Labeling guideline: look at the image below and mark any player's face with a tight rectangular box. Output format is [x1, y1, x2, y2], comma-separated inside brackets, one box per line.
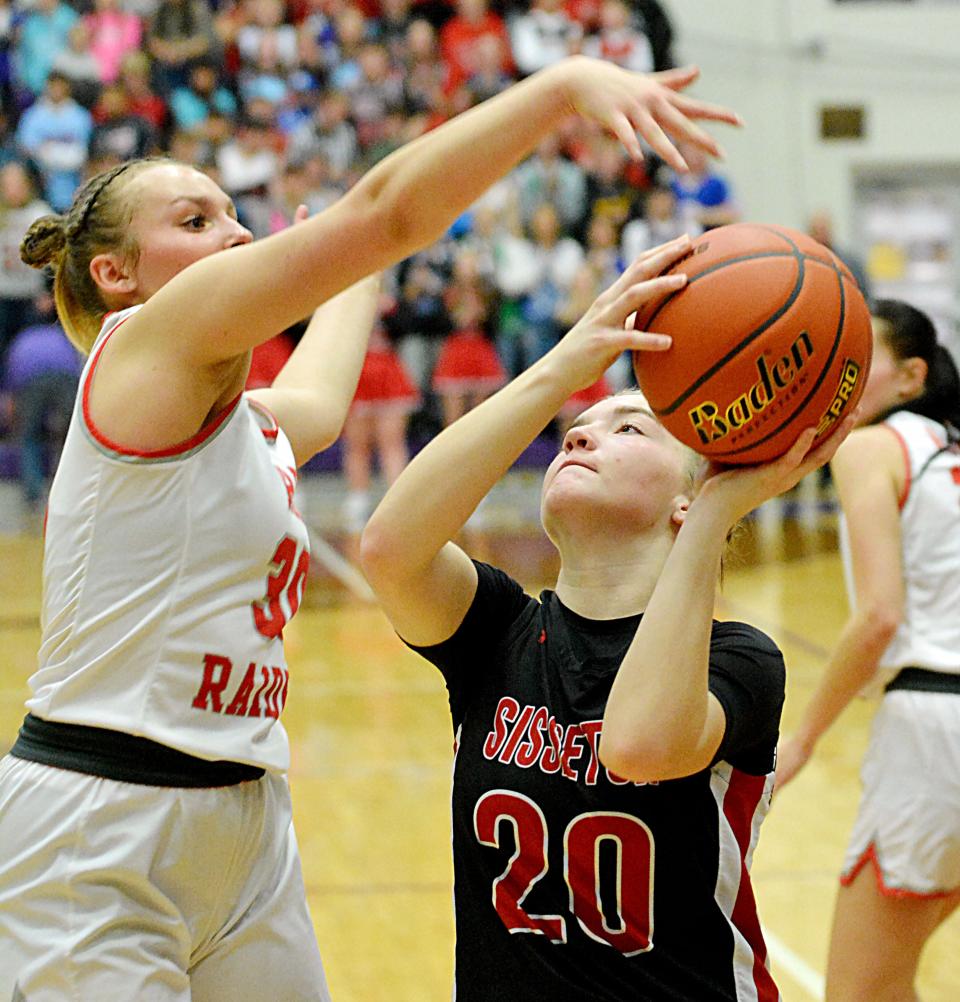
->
[124, 164, 253, 301]
[541, 394, 692, 538]
[857, 317, 921, 424]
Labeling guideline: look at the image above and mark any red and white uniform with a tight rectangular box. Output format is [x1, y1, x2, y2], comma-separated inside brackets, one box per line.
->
[30, 306, 310, 771]
[840, 410, 960, 897]
[0, 306, 329, 1002]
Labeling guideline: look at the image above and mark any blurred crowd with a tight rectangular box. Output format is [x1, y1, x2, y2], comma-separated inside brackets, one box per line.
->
[0, 0, 744, 519]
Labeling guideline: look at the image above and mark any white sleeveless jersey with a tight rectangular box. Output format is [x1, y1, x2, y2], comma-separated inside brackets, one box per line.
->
[27, 306, 310, 771]
[841, 410, 960, 676]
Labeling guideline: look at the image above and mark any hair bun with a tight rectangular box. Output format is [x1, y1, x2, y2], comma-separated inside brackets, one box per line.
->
[20, 215, 68, 269]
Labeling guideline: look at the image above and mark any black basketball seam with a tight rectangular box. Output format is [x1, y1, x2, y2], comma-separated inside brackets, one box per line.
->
[716, 253, 849, 457]
[648, 227, 848, 417]
[654, 248, 806, 416]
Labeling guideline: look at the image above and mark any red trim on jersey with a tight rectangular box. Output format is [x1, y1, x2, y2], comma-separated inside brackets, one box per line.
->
[82, 316, 242, 458]
[880, 424, 911, 511]
[247, 397, 280, 441]
[841, 843, 958, 900]
[723, 770, 780, 1002]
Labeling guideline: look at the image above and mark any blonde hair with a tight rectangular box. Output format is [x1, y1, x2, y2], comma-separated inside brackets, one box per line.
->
[19, 158, 165, 353]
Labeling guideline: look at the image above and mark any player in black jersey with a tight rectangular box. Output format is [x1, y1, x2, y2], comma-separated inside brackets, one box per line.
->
[361, 236, 857, 1001]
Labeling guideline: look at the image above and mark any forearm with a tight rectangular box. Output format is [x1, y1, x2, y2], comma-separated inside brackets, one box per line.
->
[155, 62, 576, 364]
[364, 351, 575, 574]
[250, 276, 381, 464]
[793, 610, 896, 752]
[601, 504, 726, 775]
[352, 60, 574, 254]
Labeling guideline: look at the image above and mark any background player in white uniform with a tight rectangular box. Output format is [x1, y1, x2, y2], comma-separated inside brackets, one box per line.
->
[360, 235, 856, 1000]
[0, 60, 741, 1001]
[777, 299, 960, 1002]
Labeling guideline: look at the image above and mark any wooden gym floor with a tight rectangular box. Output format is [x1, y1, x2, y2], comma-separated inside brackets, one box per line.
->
[1, 477, 957, 1001]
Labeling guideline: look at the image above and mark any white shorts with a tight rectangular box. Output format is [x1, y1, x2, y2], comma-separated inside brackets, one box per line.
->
[0, 756, 330, 1002]
[842, 690, 960, 898]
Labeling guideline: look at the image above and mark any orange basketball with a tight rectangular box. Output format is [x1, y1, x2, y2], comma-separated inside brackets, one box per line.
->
[632, 223, 873, 464]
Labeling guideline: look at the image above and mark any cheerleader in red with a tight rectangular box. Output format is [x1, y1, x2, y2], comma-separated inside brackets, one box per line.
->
[341, 320, 420, 532]
[432, 279, 507, 427]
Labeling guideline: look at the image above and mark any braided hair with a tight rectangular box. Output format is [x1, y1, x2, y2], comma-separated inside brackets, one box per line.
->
[20, 158, 167, 353]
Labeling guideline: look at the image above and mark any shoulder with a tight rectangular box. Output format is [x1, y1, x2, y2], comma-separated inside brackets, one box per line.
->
[711, 619, 783, 662]
[832, 423, 905, 479]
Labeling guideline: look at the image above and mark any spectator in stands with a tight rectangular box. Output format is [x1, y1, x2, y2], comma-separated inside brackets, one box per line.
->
[84, 0, 143, 85]
[236, 0, 300, 75]
[632, 0, 675, 71]
[621, 182, 696, 263]
[378, 0, 414, 63]
[0, 162, 50, 366]
[89, 82, 160, 167]
[341, 287, 419, 534]
[347, 41, 405, 150]
[582, 133, 632, 233]
[463, 31, 514, 103]
[216, 111, 281, 234]
[667, 139, 739, 230]
[391, 250, 453, 396]
[432, 266, 505, 428]
[170, 59, 237, 131]
[401, 17, 446, 121]
[508, 0, 581, 78]
[117, 51, 169, 133]
[808, 209, 872, 301]
[512, 132, 588, 235]
[146, 0, 218, 93]
[439, 0, 512, 95]
[2, 290, 81, 514]
[296, 87, 358, 182]
[52, 22, 104, 109]
[328, 4, 370, 90]
[581, 0, 654, 73]
[12, 0, 79, 99]
[15, 72, 92, 213]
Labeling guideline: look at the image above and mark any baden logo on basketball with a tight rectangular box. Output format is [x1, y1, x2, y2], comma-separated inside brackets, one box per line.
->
[686, 331, 814, 446]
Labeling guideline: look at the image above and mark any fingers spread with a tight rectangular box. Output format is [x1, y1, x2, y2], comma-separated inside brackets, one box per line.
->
[669, 92, 744, 126]
[649, 65, 700, 91]
[632, 108, 687, 172]
[608, 109, 643, 160]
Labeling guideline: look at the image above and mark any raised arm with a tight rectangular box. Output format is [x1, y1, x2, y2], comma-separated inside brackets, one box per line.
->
[360, 240, 690, 647]
[246, 274, 382, 467]
[599, 421, 857, 784]
[774, 427, 905, 789]
[133, 62, 739, 367]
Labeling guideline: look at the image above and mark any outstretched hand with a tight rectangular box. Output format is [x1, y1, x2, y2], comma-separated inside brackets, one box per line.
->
[561, 61, 742, 170]
[693, 409, 862, 528]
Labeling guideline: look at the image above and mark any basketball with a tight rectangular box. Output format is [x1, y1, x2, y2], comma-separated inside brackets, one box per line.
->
[632, 223, 873, 464]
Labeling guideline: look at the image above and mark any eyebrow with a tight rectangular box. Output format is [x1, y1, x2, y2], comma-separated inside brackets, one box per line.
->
[170, 195, 238, 218]
[566, 403, 658, 433]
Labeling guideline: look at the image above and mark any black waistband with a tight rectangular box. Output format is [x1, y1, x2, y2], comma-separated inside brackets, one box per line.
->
[885, 667, 960, 695]
[10, 714, 266, 787]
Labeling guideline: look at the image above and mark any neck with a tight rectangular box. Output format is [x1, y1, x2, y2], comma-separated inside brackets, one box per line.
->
[553, 527, 675, 620]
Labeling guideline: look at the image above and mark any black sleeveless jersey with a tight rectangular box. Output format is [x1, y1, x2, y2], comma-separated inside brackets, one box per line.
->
[409, 561, 785, 1002]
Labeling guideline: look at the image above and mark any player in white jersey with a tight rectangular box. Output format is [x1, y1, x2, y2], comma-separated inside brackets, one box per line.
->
[777, 299, 960, 1001]
[0, 61, 742, 1001]
[359, 235, 857, 1001]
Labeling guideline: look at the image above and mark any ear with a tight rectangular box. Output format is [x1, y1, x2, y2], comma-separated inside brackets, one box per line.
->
[899, 356, 928, 400]
[89, 251, 136, 298]
[670, 494, 690, 530]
